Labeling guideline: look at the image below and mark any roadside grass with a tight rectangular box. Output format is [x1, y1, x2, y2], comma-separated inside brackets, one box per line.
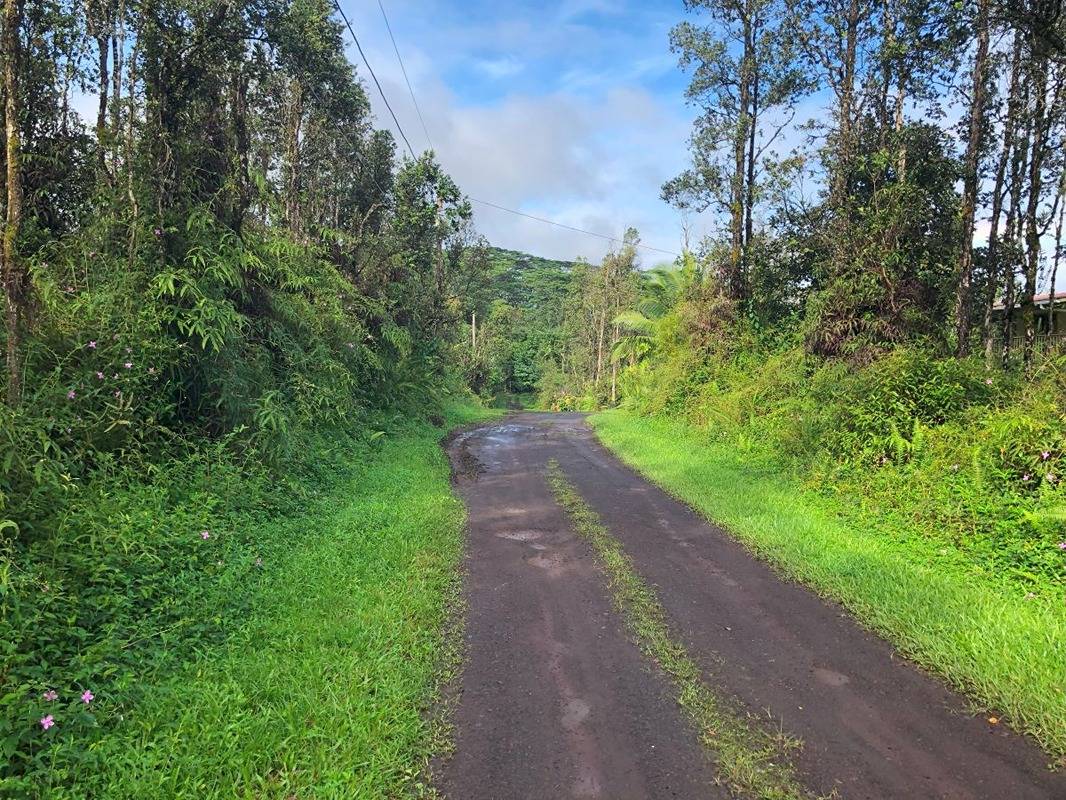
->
[20, 403, 501, 799]
[547, 461, 815, 800]
[590, 410, 1066, 765]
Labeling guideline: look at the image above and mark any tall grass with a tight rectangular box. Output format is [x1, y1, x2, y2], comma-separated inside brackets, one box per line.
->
[5, 403, 501, 798]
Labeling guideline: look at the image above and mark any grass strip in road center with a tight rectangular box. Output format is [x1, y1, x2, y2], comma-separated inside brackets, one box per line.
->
[546, 461, 818, 800]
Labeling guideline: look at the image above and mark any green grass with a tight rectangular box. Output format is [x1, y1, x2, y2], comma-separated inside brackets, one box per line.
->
[591, 410, 1066, 765]
[29, 404, 501, 799]
[547, 461, 813, 800]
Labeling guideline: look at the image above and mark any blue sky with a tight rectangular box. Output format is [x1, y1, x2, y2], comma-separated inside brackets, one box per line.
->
[340, 0, 702, 264]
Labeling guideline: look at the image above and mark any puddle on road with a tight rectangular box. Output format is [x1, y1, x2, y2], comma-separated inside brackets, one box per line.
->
[495, 529, 543, 542]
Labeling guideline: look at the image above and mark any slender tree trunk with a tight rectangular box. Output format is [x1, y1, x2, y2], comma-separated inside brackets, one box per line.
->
[285, 80, 303, 235]
[95, 34, 110, 181]
[1050, 196, 1062, 337]
[954, 0, 990, 356]
[982, 35, 1023, 356]
[744, 62, 759, 292]
[730, 10, 753, 303]
[830, 0, 860, 210]
[2, 0, 24, 404]
[1021, 55, 1049, 372]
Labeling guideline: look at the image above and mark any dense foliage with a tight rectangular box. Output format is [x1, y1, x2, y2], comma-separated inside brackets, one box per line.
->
[0, 0, 499, 792]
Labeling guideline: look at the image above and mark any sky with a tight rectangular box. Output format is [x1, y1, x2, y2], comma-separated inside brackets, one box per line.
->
[338, 0, 700, 265]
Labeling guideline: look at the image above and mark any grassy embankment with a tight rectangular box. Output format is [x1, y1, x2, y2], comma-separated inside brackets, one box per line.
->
[9, 402, 500, 799]
[591, 411, 1066, 764]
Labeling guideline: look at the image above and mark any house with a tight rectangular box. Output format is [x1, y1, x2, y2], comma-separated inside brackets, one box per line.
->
[990, 291, 1066, 348]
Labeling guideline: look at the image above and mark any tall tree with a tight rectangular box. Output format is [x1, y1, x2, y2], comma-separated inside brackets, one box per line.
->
[953, 0, 991, 356]
[2, 0, 23, 403]
[663, 0, 809, 303]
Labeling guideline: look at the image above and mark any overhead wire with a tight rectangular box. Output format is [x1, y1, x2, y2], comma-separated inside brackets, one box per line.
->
[332, 2, 681, 259]
[376, 0, 434, 152]
[468, 198, 680, 257]
[332, 0, 417, 159]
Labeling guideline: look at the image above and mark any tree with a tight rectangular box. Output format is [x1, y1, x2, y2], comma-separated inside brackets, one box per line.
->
[2, 0, 23, 403]
[663, 0, 809, 304]
[953, 0, 991, 356]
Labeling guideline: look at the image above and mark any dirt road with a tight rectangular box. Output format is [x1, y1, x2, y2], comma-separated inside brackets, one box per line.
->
[439, 413, 1065, 800]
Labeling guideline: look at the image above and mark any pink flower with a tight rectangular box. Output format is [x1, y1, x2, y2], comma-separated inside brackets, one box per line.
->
[88, 341, 97, 349]
[42, 690, 58, 702]
[984, 378, 992, 386]
[1041, 451, 1051, 461]
[153, 227, 163, 237]
[40, 715, 55, 730]
[1058, 542, 1066, 550]
[1022, 473, 1031, 481]
[67, 390, 76, 400]
[81, 690, 94, 704]
[96, 371, 104, 380]
[200, 530, 210, 540]
[124, 362, 132, 369]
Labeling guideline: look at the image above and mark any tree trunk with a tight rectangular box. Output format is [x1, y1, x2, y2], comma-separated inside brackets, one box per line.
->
[954, 0, 990, 356]
[729, 11, 753, 303]
[285, 79, 303, 235]
[2, 0, 23, 404]
[1021, 53, 1048, 372]
[830, 0, 860, 210]
[982, 35, 1023, 356]
[744, 59, 759, 295]
[1050, 196, 1063, 337]
[95, 33, 110, 181]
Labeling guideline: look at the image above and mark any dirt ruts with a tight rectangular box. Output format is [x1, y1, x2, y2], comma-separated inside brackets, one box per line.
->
[438, 413, 1066, 800]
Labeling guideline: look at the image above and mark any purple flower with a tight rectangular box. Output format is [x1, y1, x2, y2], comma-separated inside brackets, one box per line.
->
[42, 690, 58, 702]
[67, 390, 76, 400]
[200, 530, 211, 540]
[124, 362, 132, 369]
[40, 715, 55, 730]
[1058, 542, 1066, 550]
[153, 227, 163, 237]
[88, 341, 97, 349]
[81, 690, 94, 704]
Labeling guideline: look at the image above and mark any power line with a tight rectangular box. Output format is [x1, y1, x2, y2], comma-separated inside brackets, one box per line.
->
[329, 3, 680, 260]
[376, 0, 434, 152]
[332, 0, 417, 159]
[470, 198, 680, 257]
